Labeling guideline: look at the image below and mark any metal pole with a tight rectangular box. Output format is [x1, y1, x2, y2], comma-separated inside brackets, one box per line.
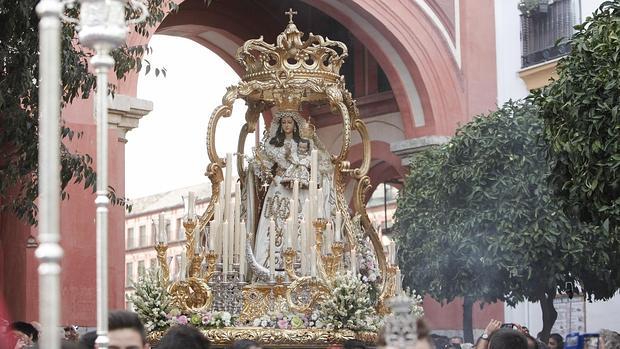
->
[35, 1, 64, 349]
[92, 49, 114, 349]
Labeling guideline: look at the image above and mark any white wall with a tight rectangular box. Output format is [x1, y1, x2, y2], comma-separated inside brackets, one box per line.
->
[494, 0, 619, 336]
[494, 0, 529, 105]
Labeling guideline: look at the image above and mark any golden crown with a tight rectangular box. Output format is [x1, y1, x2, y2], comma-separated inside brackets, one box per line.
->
[300, 118, 316, 139]
[236, 9, 348, 108]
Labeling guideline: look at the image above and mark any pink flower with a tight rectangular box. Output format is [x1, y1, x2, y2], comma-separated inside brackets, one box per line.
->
[176, 315, 188, 325]
[201, 313, 212, 325]
[277, 319, 289, 329]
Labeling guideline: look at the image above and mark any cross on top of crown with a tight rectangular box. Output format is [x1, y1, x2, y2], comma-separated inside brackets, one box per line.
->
[285, 8, 297, 23]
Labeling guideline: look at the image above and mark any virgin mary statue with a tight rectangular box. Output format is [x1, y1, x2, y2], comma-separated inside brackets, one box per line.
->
[247, 110, 334, 275]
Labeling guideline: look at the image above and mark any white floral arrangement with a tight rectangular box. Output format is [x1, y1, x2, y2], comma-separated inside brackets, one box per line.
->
[350, 215, 382, 298]
[168, 309, 234, 329]
[404, 288, 425, 319]
[250, 310, 322, 329]
[129, 269, 172, 332]
[317, 271, 381, 332]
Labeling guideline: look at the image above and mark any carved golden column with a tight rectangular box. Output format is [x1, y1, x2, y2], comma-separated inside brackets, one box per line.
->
[154, 242, 169, 285]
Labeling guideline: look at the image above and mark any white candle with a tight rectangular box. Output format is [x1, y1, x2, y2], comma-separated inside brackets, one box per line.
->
[325, 222, 333, 253]
[303, 199, 313, 252]
[317, 188, 324, 218]
[194, 229, 202, 254]
[235, 182, 241, 259]
[292, 180, 299, 248]
[269, 218, 276, 278]
[300, 219, 307, 275]
[389, 242, 396, 265]
[222, 221, 229, 276]
[224, 153, 233, 223]
[208, 224, 215, 251]
[180, 255, 187, 281]
[310, 247, 317, 277]
[187, 191, 196, 218]
[308, 180, 316, 222]
[239, 221, 247, 281]
[286, 217, 293, 248]
[311, 150, 318, 184]
[158, 213, 166, 244]
[228, 196, 235, 268]
[289, 198, 296, 248]
[335, 210, 342, 242]
[351, 248, 357, 274]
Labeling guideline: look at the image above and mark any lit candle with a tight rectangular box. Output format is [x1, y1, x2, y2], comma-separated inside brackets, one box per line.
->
[187, 191, 196, 218]
[222, 221, 229, 276]
[335, 210, 342, 242]
[158, 213, 166, 244]
[269, 218, 276, 279]
[239, 221, 247, 281]
[351, 248, 357, 274]
[234, 182, 241, 259]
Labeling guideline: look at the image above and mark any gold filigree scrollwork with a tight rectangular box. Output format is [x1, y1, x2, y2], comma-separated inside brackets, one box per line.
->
[286, 276, 330, 314]
[207, 85, 238, 166]
[148, 328, 377, 347]
[167, 277, 213, 313]
[321, 242, 345, 281]
[204, 250, 218, 281]
[239, 285, 273, 323]
[377, 264, 398, 315]
[353, 175, 389, 304]
[283, 247, 298, 281]
[183, 219, 199, 277]
[154, 243, 169, 285]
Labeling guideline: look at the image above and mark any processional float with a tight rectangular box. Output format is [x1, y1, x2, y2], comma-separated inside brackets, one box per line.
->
[149, 11, 413, 348]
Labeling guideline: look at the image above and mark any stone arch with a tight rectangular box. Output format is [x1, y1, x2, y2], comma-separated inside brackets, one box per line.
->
[117, 0, 471, 139]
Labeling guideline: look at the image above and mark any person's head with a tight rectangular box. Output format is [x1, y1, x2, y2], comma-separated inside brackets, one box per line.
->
[343, 339, 367, 349]
[451, 337, 464, 345]
[108, 310, 148, 349]
[489, 328, 528, 349]
[525, 334, 539, 349]
[79, 330, 97, 349]
[548, 334, 564, 349]
[600, 330, 620, 349]
[10, 321, 38, 343]
[270, 113, 301, 147]
[298, 139, 310, 154]
[158, 325, 210, 349]
[231, 339, 261, 349]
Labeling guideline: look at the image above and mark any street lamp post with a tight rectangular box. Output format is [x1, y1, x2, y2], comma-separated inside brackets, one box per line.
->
[35, 1, 147, 349]
[75, 1, 147, 348]
[35, 2, 64, 349]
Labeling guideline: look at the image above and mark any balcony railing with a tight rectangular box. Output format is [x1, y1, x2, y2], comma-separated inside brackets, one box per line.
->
[521, 0, 579, 68]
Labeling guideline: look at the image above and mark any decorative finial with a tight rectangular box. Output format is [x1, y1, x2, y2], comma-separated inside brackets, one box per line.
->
[285, 8, 297, 23]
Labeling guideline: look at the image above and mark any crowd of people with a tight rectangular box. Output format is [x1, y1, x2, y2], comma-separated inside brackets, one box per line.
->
[2, 312, 619, 349]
